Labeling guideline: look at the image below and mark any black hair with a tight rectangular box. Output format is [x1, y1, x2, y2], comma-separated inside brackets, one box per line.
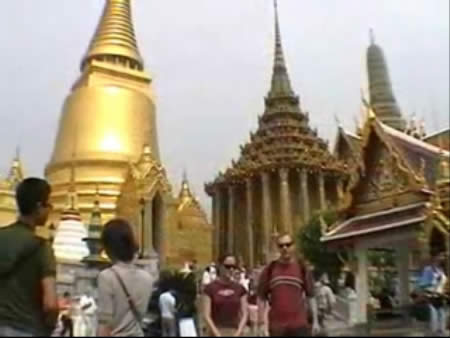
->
[101, 218, 138, 262]
[218, 253, 237, 265]
[15, 178, 51, 216]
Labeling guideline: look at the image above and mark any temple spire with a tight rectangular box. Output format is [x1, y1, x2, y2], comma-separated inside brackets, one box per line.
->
[268, 0, 295, 99]
[366, 29, 406, 131]
[81, 0, 143, 70]
[369, 28, 375, 45]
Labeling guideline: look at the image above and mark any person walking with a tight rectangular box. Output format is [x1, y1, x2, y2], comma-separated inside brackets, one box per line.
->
[159, 284, 178, 337]
[315, 273, 336, 333]
[59, 292, 74, 337]
[257, 233, 320, 337]
[96, 219, 154, 337]
[0, 178, 59, 337]
[202, 254, 248, 337]
[418, 250, 448, 336]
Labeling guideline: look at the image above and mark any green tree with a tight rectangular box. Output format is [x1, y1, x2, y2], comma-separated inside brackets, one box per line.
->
[297, 210, 345, 288]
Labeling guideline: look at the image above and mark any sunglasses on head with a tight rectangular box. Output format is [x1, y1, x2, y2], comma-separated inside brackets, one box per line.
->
[278, 242, 293, 249]
[223, 264, 237, 270]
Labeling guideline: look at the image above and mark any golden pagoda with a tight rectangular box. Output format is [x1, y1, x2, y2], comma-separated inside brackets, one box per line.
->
[45, 0, 160, 223]
[205, 1, 347, 267]
[0, 151, 24, 226]
[165, 171, 212, 267]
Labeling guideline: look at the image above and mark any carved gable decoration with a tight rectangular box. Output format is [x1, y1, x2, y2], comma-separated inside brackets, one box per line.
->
[344, 119, 418, 209]
[363, 147, 409, 202]
[130, 145, 172, 198]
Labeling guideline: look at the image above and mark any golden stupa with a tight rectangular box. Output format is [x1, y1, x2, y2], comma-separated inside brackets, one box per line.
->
[166, 172, 212, 267]
[45, 0, 159, 222]
[0, 151, 24, 226]
[41, 0, 212, 266]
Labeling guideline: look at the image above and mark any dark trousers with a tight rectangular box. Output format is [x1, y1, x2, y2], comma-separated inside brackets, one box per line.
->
[60, 315, 73, 337]
[270, 326, 311, 337]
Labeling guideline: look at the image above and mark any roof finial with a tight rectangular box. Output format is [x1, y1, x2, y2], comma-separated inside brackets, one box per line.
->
[369, 28, 375, 45]
[15, 146, 21, 161]
[182, 168, 188, 184]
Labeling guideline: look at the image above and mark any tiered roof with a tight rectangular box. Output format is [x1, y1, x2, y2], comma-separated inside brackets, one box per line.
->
[206, 1, 345, 192]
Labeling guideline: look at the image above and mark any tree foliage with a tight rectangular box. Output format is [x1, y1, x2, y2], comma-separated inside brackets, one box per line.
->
[297, 210, 344, 287]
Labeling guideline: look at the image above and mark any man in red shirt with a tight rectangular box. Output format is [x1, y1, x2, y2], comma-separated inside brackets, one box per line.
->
[257, 234, 320, 337]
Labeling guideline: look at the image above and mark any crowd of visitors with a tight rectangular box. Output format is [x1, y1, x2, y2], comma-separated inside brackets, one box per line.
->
[0, 177, 448, 337]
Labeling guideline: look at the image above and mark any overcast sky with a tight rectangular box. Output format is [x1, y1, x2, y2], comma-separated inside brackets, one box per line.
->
[0, 0, 448, 213]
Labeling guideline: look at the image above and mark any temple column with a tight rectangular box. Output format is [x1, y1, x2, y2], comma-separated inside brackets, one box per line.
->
[158, 197, 167, 267]
[261, 172, 273, 264]
[142, 199, 154, 258]
[318, 170, 326, 211]
[337, 178, 344, 202]
[246, 177, 255, 268]
[213, 187, 223, 261]
[279, 168, 292, 234]
[300, 169, 310, 224]
[396, 244, 410, 306]
[355, 246, 368, 323]
[227, 185, 235, 254]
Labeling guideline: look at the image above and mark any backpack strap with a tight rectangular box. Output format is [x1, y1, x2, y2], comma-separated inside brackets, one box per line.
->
[111, 267, 144, 333]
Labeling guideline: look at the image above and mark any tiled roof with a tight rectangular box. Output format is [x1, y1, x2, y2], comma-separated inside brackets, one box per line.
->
[322, 202, 428, 243]
[380, 123, 449, 185]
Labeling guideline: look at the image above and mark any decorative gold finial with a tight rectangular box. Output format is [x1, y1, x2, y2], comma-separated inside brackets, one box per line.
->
[368, 107, 376, 120]
[369, 28, 375, 45]
[81, 0, 143, 70]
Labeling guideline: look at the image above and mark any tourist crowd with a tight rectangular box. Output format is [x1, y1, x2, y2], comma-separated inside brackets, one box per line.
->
[0, 177, 448, 337]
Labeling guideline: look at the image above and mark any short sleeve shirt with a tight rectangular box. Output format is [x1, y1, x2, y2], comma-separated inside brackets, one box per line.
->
[204, 279, 247, 329]
[0, 221, 56, 335]
[97, 262, 154, 337]
[257, 259, 314, 331]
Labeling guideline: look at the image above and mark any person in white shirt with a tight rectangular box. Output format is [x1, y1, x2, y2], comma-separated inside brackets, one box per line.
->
[159, 290, 177, 337]
[315, 273, 336, 330]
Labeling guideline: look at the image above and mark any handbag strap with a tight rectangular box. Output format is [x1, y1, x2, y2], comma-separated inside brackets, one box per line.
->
[111, 267, 144, 332]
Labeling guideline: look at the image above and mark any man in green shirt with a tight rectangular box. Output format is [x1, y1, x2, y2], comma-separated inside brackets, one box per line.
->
[0, 178, 59, 336]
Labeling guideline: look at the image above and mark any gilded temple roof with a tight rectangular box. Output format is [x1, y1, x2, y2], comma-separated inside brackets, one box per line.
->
[176, 172, 210, 228]
[205, 1, 346, 191]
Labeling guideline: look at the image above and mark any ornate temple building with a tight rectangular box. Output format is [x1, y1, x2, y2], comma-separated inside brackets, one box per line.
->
[324, 34, 450, 325]
[205, 1, 347, 267]
[0, 152, 24, 226]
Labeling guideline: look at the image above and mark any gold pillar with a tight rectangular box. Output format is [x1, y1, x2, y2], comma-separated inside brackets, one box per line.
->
[227, 185, 235, 254]
[279, 168, 292, 234]
[213, 187, 223, 260]
[337, 178, 344, 201]
[261, 172, 272, 264]
[142, 199, 153, 258]
[158, 197, 167, 266]
[300, 169, 310, 223]
[318, 170, 326, 211]
[246, 177, 255, 268]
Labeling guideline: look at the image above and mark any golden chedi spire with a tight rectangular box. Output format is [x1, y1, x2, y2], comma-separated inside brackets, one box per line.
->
[46, 0, 161, 222]
[81, 0, 143, 71]
[366, 29, 407, 131]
